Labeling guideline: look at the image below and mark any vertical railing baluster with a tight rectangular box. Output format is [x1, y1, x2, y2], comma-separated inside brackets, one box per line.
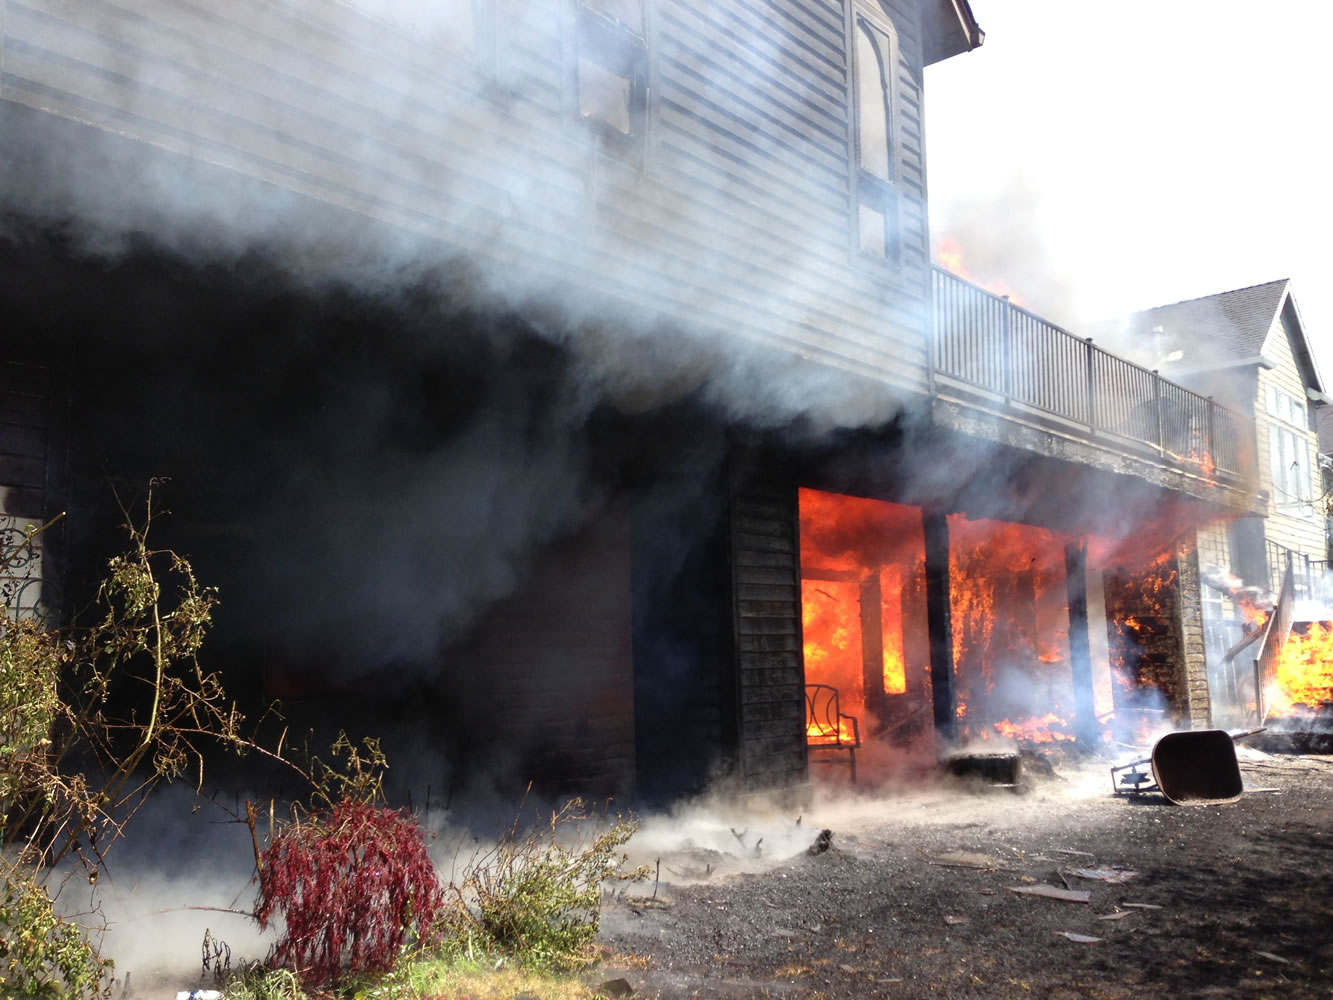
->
[1207, 396, 1216, 470]
[1083, 338, 1095, 430]
[1153, 370, 1164, 455]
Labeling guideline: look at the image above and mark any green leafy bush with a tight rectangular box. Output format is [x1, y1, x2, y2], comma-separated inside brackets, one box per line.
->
[437, 800, 646, 970]
[0, 871, 112, 999]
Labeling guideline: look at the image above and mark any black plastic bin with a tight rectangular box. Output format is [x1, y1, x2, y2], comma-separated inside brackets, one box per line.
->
[1110, 729, 1243, 804]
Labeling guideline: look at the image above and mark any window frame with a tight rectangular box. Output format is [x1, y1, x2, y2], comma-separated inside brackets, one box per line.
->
[847, 1, 904, 272]
[1266, 383, 1316, 512]
[574, 0, 650, 160]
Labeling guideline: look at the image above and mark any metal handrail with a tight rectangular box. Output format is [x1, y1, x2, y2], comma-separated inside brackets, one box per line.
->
[931, 267, 1248, 477]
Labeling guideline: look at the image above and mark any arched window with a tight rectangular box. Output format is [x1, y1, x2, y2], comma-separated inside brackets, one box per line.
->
[852, 5, 899, 262]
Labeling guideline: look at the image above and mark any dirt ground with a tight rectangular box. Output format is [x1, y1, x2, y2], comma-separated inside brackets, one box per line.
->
[599, 744, 1333, 1000]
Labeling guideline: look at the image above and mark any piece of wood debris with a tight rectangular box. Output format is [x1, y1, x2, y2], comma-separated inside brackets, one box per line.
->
[943, 915, 968, 926]
[1056, 931, 1104, 943]
[1254, 951, 1290, 964]
[1068, 867, 1139, 884]
[1007, 884, 1092, 903]
[1244, 787, 1281, 793]
[1119, 902, 1163, 910]
[923, 849, 1003, 869]
[1052, 848, 1096, 858]
[1096, 910, 1135, 921]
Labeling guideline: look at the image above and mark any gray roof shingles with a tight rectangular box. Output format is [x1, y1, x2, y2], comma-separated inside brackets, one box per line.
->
[1127, 278, 1290, 362]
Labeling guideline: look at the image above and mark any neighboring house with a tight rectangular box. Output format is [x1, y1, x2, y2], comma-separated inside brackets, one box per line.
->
[1, 2, 1259, 803]
[1320, 406, 1333, 562]
[1118, 280, 1329, 712]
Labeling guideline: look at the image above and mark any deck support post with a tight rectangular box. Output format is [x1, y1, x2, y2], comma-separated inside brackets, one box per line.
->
[1065, 540, 1098, 745]
[923, 511, 958, 746]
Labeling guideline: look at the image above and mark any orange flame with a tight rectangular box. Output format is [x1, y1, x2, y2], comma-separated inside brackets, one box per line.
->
[933, 236, 1026, 305]
[1266, 622, 1333, 716]
[992, 713, 1076, 743]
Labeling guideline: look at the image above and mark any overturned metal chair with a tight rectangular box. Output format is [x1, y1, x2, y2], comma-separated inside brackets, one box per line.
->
[805, 683, 861, 783]
[1110, 729, 1243, 804]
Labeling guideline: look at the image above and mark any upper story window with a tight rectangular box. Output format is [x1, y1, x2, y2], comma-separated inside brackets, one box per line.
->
[577, 1, 647, 145]
[1266, 384, 1314, 509]
[851, 3, 900, 264]
[1266, 384, 1308, 429]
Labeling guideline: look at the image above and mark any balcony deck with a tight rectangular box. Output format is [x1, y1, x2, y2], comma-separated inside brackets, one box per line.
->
[930, 267, 1255, 504]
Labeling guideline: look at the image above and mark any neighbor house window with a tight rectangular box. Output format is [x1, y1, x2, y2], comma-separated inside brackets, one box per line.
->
[851, 3, 899, 263]
[1267, 384, 1314, 510]
[577, 1, 647, 143]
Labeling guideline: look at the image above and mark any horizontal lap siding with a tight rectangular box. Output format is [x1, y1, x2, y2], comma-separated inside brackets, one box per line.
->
[1, 0, 591, 291]
[464, 507, 637, 800]
[731, 481, 807, 791]
[2, 0, 932, 396]
[646, 0, 931, 391]
[0, 363, 53, 519]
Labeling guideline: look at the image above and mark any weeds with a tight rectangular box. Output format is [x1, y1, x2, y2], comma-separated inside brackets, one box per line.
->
[0, 870, 112, 999]
[437, 799, 648, 971]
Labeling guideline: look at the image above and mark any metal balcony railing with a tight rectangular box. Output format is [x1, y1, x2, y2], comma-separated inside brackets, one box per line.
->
[931, 267, 1248, 479]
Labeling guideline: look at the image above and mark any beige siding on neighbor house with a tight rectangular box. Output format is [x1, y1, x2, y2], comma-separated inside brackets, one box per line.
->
[1255, 312, 1324, 560]
[0, 0, 934, 398]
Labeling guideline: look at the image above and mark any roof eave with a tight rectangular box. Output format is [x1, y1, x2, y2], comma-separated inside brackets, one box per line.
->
[922, 0, 984, 66]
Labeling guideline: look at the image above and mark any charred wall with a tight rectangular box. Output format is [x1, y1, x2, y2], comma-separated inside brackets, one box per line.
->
[1103, 544, 1211, 728]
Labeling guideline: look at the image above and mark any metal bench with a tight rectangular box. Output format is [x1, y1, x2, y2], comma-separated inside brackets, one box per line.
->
[804, 683, 861, 782]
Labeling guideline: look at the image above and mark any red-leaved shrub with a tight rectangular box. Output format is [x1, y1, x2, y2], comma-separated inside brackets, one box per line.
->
[255, 797, 443, 986]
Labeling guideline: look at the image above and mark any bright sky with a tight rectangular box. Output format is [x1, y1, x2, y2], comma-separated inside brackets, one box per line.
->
[923, 1, 1333, 382]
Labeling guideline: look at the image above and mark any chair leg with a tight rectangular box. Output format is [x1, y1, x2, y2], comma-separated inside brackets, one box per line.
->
[849, 748, 856, 784]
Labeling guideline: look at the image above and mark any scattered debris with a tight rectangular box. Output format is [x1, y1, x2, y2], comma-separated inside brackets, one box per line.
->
[1068, 867, 1139, 884]
[1007, 884, 1092, 903]
[1254, 951, 1290, 965]
[926, 849, 1003, 870]
[598, 978, 635, 998]
[944, 915, 969, 926]
[1119, 903, 1163, 910]
[1056, 931, 1104, 943]
[1052, 848, 1096, 858]
[1096, 911, 1135, 921]
[944, 750, 1022, 787]
[807, 829, 833, 855]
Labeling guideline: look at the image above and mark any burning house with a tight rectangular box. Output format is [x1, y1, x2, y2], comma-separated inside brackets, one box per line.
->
[1111, 281, 1333, 730]
[1, 0, 1264, 807]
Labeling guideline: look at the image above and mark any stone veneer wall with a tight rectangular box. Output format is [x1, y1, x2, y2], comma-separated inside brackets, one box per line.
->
[1103, 539, 1211, 729]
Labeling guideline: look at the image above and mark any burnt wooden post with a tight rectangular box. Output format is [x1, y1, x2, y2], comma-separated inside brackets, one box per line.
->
[859, 572, 888, 719]
[1064, 540, 1098, 745]
[922, 511, 958, 744]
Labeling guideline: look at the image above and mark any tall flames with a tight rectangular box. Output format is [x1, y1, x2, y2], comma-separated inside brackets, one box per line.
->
[1266, 621, 1333, 718]
[797, 488, 928, 743]
[947, 515, 1078, 743]
[797, 487, 1184, 760]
